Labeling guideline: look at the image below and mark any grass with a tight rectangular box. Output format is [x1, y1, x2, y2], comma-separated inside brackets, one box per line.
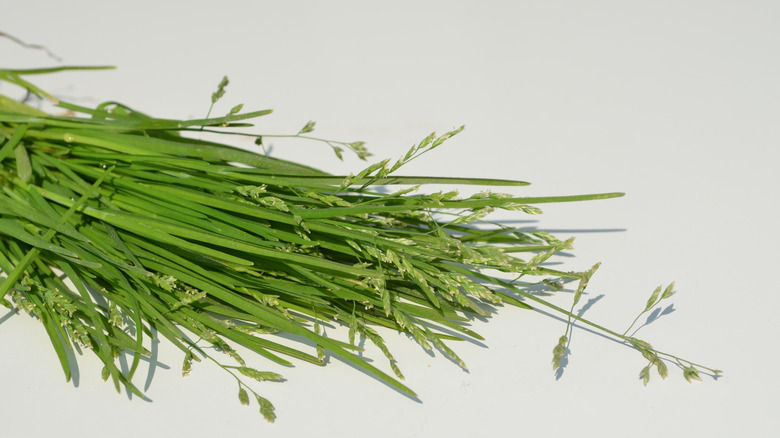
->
[0, 66, 719, 421]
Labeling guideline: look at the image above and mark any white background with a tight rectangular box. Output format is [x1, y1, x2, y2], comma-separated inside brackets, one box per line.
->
[2, 1, 778, 436]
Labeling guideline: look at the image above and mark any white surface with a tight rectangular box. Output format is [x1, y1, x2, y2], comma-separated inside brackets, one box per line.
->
[1, 1, 778, 436]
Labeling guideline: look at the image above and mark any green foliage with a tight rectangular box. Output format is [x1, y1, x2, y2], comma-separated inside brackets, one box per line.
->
[0, 66, 719, 422]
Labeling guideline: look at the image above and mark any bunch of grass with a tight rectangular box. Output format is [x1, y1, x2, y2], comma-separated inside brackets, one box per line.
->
[0, 66, 719, 421]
